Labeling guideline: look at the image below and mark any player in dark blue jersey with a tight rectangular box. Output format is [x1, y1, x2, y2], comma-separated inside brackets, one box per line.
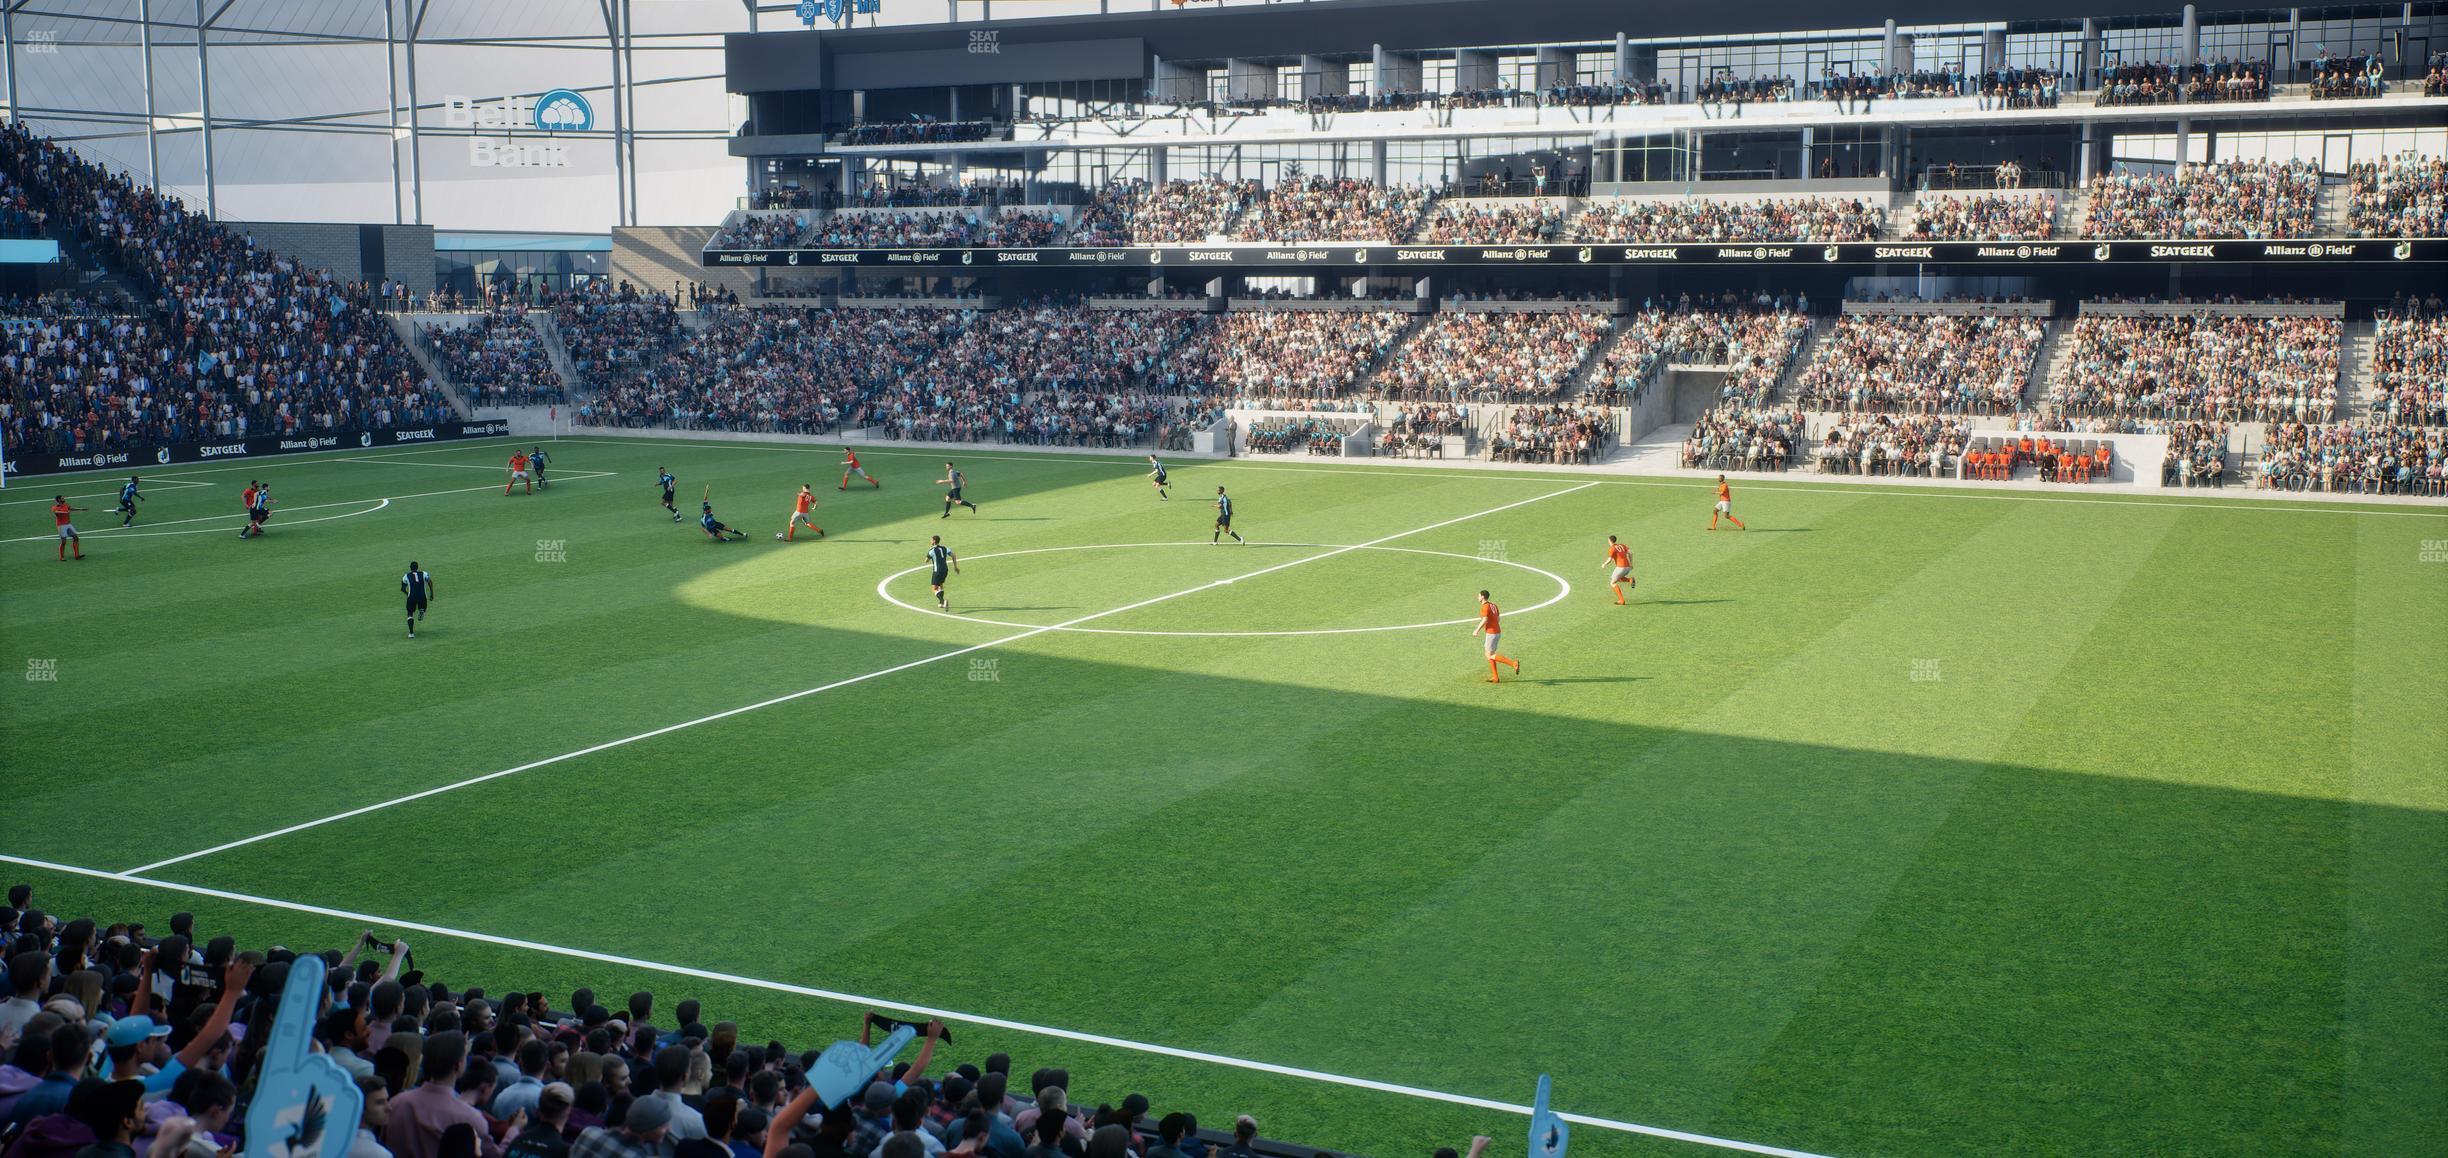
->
[1212, 486, 1244, 545]
[936, 462, 978, 518]
[115, 476, 143, 526]
[925, 536, 959, 610]
[401, 562, 435, 639]
[701, 501, 747, 541]
[657, 469, 680, 520]
[529, 447, 550, 490]
[1147, 455, 1169, 500]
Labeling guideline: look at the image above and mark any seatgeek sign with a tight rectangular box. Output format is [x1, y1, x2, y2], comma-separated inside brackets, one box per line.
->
[444, 89, 594, 168]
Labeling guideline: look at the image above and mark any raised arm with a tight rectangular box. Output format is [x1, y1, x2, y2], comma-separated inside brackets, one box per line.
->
[173, 958, 256, 1069]
[764, 1086, 823, 1158]
[898, 1021, 945, 1086]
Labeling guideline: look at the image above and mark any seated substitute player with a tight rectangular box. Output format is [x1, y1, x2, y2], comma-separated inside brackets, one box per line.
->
[1708, 474, 1746, 531]
[401, 561, 435, 639]
[1147, 455, 1169, 501]
[50, 496, 85, 561]
[783, 485, 824, 541]
[926, 535, 959, 611]
[506, 450, 532, 496]
[115, 476, 143, 527]
[1474, 589, 1521, 683]
[1604, 535, 1635, 605]
[937, 462, 978, 517]
[700, 501, 748, 541]
[1212, 486, 1245, 544]
[840, 449, 880, 490]
[657, 468, 681, 521]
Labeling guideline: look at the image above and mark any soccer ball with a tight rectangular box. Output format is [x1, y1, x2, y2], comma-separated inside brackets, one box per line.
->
[775, 533, 784, 540]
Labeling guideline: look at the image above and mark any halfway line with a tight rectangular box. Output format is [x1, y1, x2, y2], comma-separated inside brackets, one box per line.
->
[0, 852, 1831, 1158]
[120, 482, 1599, 876]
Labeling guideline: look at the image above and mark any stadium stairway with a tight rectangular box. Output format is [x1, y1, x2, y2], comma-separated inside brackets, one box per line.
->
[2025, 318, 2077, 410]
[1773, 317, 1832, 404]
[52, 230, 144, 311]
[1881, 194, 1917, 240]
[385, 313, 473, 419]
[531, 311, 587, 401]
[2342, 318, 2379, 421]
[2317, 179, 2353, 235]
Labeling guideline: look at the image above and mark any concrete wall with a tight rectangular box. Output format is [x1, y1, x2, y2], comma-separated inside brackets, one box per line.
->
[233, 221, 434, 292]
[614, 225, 754, 301]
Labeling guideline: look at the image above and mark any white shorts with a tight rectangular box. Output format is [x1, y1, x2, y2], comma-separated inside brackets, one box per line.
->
[513, 469, 528, 479]
[848, 466, 870, 478]
[1714, 499, 1731, 514]
[1610, 566, 1631, 582]
[57, 524, 76, 539]
[1482, 632, 1501, 656]
[790, 509, 813, 523]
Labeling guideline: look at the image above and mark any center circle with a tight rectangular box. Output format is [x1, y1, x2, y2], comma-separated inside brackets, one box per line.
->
[875, 542, 1573, 637]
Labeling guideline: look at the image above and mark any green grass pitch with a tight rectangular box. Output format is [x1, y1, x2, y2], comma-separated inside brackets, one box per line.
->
[2, 436, 2443, 1157]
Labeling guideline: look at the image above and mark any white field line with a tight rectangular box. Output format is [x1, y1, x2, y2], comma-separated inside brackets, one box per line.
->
[0, 478, 215, 506]
[9, 499, 393, 541]
[0, 852, 1829, 1158]
[333, 456, 615, 477]
[122, 482, 1599, 876]
[544, 437, 2448, 518]
[4, 475, 616, 546]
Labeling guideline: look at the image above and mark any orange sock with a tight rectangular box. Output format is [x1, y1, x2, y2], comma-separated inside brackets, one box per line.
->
[1708, 513, 1718, 529]
[1487, 658, 1503, 682]
[1730, 515, 1745, 529]
[1611, 583, 1624, 604]
[785, 527, 794, 540]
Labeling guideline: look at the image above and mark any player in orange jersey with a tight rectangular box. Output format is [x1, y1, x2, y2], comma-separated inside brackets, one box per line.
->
[49, 496, 85, 561]
[1473, 589, 1520, 683]
[506, 450, 532, 495]
[840, 448, 880, 490]
[1708, 474, 1745, 531]
[783, 485, 824, 541]
[1603, 535, 1634, 605]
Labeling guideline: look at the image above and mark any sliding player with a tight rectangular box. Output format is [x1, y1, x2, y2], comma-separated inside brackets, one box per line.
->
[506, 449, 532, 496]
[782, 485, 824, 541]
[926, 535, 959, 611]
[50, 496, 84, 561]
[402, 561, 435, 639]
[1212, 486, 1244, 544]
[1474, 590, 1520, 683]
[1708, 474, 1746, 531]
[840, 449, 880, 490]
[1603, 535, 1634, 605]
[115, 476, 143, 527]
[657, 468, 681, 521]
[937, 462, 978, 517]
[1147, 455, 1169, 501]
[701, 501, 748, 541]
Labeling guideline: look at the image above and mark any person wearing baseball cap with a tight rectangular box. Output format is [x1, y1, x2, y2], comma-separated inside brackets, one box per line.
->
[570, 1092, 671, 1158]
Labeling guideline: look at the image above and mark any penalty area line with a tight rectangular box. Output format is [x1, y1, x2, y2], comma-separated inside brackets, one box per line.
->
[0, 852, 1832, 1158]
[121, 482, 1600, 877]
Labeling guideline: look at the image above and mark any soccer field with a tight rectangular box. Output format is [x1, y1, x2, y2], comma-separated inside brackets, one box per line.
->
[2, 435, 2443, 1158]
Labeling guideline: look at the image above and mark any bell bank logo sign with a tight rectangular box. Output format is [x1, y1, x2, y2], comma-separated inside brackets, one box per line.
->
[445, 89, 593, 168]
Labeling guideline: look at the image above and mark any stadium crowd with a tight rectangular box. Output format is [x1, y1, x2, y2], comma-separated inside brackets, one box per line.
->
[1815, 413, 1971, 477]
[0, 886, 1317, 1158]
[1230, 178, 1431, 243]
[805, 211, 1061, 250]
[1376, 403, 1469, 458]
[1571, 197, 1884, 243]
[553, 283, 686, 393]
[2161, 421, 2233, 486]
[421, 308, 564, 407]
[1070, 179, 1259, 246]
[1484, 404, 1611, 464]
[1682, 408, 1803, 472]
[2306, 52, 2388, 100]
[709, 215, 808, 251]
[2095, 57, 2269, 105]
[1409, 201, 1565, 244]
[1790, 313, 2045, 415]
[2256, 420, 2447, 494]
[2049, 312, 2340, 423]
[1906, 193, 2059, 240]
[2368, 308, 2448, 427]
[1154, 310, 1410, 401]
[1376, 312, 1611, 401]
[0, 124, 450, 458]
[1245, 415, 1356, 455]
[2345, 152, 2448, 239]
[2079, 160, 2322, 239]
[840, 119, 997, 145]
